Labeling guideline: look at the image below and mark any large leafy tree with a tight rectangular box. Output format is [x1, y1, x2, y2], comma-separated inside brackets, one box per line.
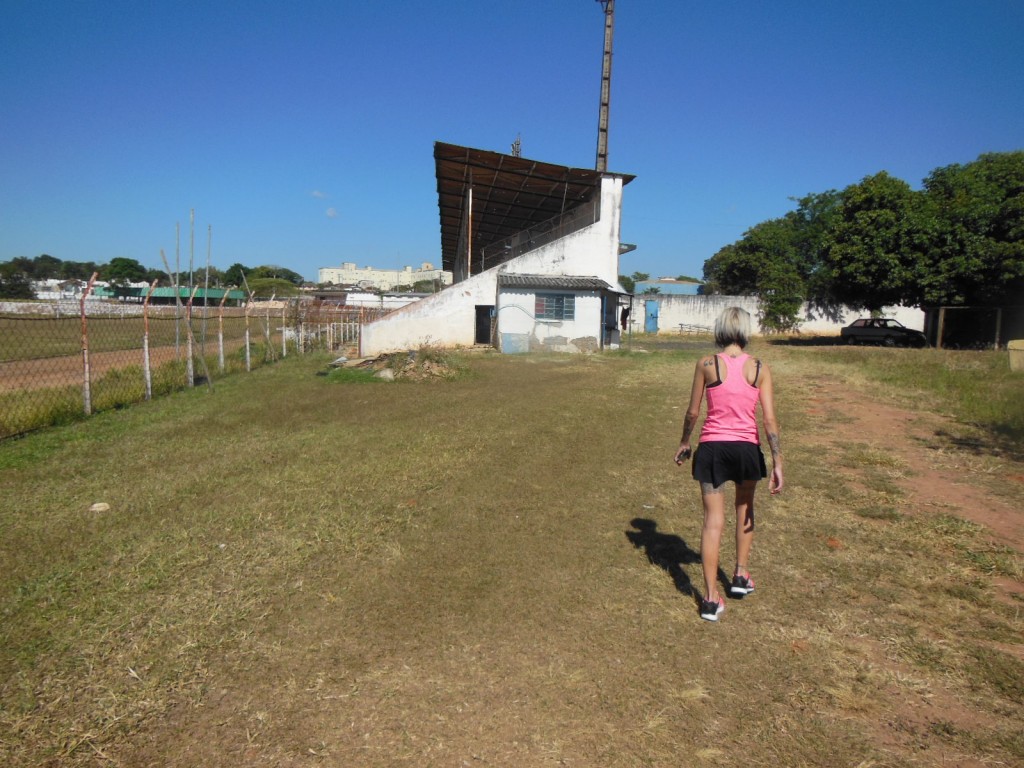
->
[0, 261, 35, 299]
[249, 265, 304, 285]
[820, 172, 930, 312]
[247, 277, 300, 298]
[103, 257, 147, 284]
[32, 254, 62, 278]
[702, 241, 764, 295]
[700, 151, 1023, 318]
[224, 262, 250, 287]
[922, 151, 1024, 305]
[59, 260, 100, 280]
[703, 217, 808, 330]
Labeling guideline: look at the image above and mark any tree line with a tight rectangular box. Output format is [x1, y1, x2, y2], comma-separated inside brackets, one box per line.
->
[701, 151, 1024, 331]
[0, 255, 306, 300]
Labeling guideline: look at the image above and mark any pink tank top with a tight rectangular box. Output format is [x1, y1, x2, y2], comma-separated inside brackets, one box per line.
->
[699, 353, 760, 444]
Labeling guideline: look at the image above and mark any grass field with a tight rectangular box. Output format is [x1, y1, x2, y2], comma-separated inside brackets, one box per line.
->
[0, 340, 1021, 767]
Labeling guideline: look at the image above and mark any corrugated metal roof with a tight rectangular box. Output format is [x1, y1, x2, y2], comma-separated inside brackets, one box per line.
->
[497, 273, 614, 291]
[435, 142, 635, 274]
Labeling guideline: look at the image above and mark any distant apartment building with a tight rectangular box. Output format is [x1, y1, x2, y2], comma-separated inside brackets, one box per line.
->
[317, 262, 452, 291]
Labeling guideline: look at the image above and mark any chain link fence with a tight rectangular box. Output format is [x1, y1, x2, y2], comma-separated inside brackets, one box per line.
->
[0, 298, 385, 440]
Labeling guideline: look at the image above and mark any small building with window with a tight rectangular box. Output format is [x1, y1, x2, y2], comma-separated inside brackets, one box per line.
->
[496, 274, 620, 353]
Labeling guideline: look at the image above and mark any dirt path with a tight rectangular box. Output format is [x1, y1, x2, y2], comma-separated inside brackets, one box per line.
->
[0, 340, 252, 393]
[803, 374, 1023, 596]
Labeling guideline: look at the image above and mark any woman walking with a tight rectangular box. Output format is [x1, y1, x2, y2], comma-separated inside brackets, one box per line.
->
[674, 307, 783, 621]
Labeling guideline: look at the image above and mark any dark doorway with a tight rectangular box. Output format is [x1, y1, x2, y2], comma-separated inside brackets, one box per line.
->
[475, 305, 494, 345]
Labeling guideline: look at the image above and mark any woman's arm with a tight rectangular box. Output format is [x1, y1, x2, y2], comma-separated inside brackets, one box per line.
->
[757, 363, 784, 493]
[675, 358, 708, 464]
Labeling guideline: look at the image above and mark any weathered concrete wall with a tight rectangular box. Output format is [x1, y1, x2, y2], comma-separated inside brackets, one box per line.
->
[359, 271, 497, 355]
[503, 176, 625, 288]
[630, 294, 925, 336]
[497, 289, 603, 354]
[360, 175, 627, 356]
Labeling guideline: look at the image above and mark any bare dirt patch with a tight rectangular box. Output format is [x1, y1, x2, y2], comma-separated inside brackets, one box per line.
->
[0, 341, 250, 393]
[802, 374, 1023, 552]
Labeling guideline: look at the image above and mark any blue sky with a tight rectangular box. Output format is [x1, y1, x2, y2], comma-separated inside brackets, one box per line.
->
[2, 1, 1022, 283]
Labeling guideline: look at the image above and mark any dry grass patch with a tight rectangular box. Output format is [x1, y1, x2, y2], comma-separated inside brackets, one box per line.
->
[1, 345, 1022, 767]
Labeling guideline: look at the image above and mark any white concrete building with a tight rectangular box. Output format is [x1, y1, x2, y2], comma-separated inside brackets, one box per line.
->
[317, 262, 452, 291]
[360, 143, 634, 356]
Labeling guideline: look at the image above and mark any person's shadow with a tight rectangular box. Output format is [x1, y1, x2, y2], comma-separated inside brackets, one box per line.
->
[626, 518, 728, 602]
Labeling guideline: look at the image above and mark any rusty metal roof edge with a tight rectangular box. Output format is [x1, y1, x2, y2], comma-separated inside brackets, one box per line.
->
[433, 141, 635, 184]
[497, 273, 616, 291]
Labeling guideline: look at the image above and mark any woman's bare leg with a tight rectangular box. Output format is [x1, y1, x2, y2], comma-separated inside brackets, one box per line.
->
[700, 482, 727, 599]
[734, 480, 757, 575]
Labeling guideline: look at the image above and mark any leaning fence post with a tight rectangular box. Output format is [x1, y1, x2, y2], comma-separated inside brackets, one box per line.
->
[217, 288, 230, 372]
[185, 286, 198, 387]
[142, 280, 157, 399]
[264, 306, 273, 361]
[80, 272, 99, 415]
[281, 303, 288, 358]
[244, 293, 253, 371]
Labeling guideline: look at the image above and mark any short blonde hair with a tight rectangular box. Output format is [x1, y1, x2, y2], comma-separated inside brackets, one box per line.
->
[714, 307, 751, 349]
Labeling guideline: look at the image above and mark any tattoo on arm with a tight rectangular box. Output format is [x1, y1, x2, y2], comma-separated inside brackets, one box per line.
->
[767, 432, 781, 460]
[681, 413, 697, 443]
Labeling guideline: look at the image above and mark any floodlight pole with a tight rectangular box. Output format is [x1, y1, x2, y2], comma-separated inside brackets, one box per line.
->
[595, 0, 615, 173]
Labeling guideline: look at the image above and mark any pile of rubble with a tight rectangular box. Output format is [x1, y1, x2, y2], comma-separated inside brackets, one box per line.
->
[329, 350, 460, 381]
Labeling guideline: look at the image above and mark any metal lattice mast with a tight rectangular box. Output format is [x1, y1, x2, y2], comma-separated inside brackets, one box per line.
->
[595, 0, 615, 172]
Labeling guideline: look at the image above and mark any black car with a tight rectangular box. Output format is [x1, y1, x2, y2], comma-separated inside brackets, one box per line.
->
[840, 318, 928, 347]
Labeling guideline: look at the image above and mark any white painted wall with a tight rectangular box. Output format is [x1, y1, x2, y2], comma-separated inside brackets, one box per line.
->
[497, 289, 603, 353]
[632, 294, 925, 335]
[360, 175, 628, 356]
[501, 176, 624, 287]
[318, 262, 452, 290]
[343, 291, 424, 310]
[359, 271, 498, 355]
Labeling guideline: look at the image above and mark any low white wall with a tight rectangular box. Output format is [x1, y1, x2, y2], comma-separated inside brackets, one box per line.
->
[359, 270, 498, 356]
[636, 294, 925, 335]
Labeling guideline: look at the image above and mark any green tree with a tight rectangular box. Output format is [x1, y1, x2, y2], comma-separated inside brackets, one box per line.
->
[104, 257, 146, 284]
[702, 217, 797, 297]
[412, 279, 439, 293]
[9, 256, 36, 278]
[59, 260, 99, 280]
[33, 254, 62, 278]
[618, 274, 636, 293]
[821, 172, 929, 312]
[0, 261, 35, 299]
[249, 265, 303, 285]
[143, 268, 165, 285]
[922, 151, 1024, 305]
[786, 191, 842, 317]
[103, 257, 147, 300]
[247, 277, 299, 298]
[224, 263, 250, 287]
[758, 260, 804, 332]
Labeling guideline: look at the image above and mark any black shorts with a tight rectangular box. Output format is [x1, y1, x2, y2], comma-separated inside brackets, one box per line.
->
[692, 441, 767, 487]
